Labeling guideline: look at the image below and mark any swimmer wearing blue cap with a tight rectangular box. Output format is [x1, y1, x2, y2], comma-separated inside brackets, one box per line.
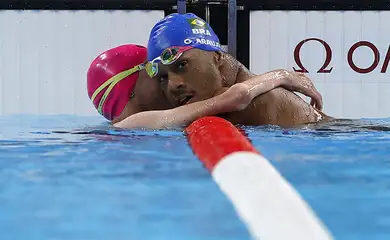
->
[146, 13, 331, 127]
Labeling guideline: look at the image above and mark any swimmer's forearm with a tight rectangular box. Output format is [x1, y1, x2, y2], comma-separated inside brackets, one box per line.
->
[241, 70, 286, 99]
[113, 94, 231, 129]
[113, 110, 177, 129]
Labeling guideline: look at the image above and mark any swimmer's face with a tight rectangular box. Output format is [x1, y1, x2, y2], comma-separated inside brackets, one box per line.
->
[134, 70, 172, 111]
[153, 49, 224, 107]
[112, 70, 172, 123]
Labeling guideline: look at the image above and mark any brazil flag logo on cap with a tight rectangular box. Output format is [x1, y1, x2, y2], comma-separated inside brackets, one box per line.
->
[187, 18, 208, 29]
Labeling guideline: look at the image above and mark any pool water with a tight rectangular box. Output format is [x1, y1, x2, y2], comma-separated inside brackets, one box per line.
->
[1, 115, 390, 240]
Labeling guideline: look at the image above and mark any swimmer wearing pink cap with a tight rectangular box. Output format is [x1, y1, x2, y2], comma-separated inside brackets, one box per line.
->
[87, 44, 324, 129]
[87, 44, 148, 121]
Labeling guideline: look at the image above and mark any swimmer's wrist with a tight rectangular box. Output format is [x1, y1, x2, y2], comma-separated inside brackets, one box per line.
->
[276, 69, 290, 79]
[270, 69, 289, 85]
[273, 70, 289, 87]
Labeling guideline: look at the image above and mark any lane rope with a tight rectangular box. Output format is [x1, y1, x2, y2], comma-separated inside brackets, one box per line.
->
[186, 116, 333, 240]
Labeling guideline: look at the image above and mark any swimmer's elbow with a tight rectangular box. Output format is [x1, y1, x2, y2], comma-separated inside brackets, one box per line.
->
[113, 119, 133, 129]
[112, 113, 149, 129]
[113, 111, 171, 129]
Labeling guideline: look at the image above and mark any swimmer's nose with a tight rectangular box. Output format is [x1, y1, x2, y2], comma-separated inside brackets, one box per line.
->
[166, 74, 188, 105]
[167, 75, 186, 94]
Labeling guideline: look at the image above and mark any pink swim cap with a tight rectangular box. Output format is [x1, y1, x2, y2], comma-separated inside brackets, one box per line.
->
[87, 44, 147, 120]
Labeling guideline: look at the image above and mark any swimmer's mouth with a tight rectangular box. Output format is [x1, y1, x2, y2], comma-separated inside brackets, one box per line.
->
[179, 95, 194, 105]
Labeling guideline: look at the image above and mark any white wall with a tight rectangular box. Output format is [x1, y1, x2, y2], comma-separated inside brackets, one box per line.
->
[250, 11, 390, 119]
[0, 10, 164, 116]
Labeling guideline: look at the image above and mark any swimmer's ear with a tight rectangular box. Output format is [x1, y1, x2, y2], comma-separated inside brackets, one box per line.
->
[213, 51, 223, 66]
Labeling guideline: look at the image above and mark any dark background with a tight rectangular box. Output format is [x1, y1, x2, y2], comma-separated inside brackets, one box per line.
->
[2, 0, 390, 68]
[2, 0, 390, 10]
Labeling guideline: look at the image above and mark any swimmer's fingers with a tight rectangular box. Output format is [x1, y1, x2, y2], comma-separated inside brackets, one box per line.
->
[305, 88, 323, 110]
[304, 84, 323, 110]
[295, 73, 323, 110]
[283, 71, 324, 110]
[310, 96, 323, 111]
[308, 85, 323, 111]
[310, 98, 315, 108]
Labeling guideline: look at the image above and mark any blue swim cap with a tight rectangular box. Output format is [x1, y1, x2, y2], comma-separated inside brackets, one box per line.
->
[147, 13, 222, 61]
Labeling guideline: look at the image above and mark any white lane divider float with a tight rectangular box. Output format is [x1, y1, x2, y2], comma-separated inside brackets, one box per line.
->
[186, 116, 333, 240]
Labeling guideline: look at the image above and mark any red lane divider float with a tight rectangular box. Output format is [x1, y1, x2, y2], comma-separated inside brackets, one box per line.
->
[186, 116, 333, 240]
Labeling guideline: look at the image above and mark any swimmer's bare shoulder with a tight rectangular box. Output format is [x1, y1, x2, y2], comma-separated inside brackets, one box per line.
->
[221, 67, 331, 127]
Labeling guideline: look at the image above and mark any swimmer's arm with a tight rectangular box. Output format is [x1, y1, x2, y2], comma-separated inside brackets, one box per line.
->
[114, 70, 322, 129]
[113, 84, 249, 129]
[239, 70, 286, 100]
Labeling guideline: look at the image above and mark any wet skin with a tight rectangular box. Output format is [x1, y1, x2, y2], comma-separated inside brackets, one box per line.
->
[154, 49, 331, 127]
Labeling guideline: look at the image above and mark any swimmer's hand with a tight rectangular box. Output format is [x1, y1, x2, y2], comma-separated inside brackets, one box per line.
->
[232, 69, 323, 111]
[280, 71, 323, 110]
